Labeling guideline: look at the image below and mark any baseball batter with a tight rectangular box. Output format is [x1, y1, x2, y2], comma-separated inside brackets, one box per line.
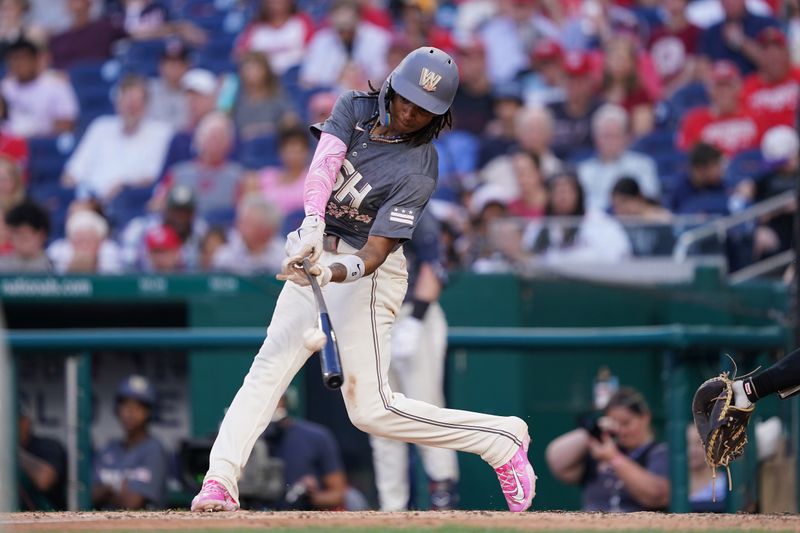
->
[370, 210, 460, 510]
[190, 47, 535, 513]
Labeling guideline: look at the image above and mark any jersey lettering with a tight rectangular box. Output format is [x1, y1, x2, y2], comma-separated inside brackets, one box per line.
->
[333, 159, 373, 209]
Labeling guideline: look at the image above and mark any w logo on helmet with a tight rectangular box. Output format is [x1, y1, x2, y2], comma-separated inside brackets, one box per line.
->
[419, 67, 442, 92]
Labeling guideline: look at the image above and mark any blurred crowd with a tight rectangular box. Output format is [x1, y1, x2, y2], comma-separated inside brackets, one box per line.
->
[0, 0, 797, 276]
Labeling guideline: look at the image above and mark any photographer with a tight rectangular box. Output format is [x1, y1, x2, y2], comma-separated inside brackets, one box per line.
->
[545, 387, 670, 512]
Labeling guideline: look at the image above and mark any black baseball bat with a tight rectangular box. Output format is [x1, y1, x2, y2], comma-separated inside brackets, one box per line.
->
[302, 258, 344, 390]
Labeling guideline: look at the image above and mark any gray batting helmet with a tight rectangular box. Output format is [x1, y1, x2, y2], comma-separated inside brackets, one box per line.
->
[378, 46, 459, 126]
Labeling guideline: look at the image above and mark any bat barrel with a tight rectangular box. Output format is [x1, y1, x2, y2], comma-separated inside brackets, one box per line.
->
[319, 312, 344, 390]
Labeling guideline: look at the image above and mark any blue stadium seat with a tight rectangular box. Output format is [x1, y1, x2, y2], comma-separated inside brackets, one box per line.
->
[27, 182, 75, 241]
[204, 206, 236, 228]
[631, 128, 689, 188]
[237, 134, 280, 169]
[194, 34, 237, 74]
[27, 135, 76, 188]
[119, 40, 167, 77]
[437, 130, 480, 175]
[724, 148, 764, 186]
[68, 60, 117, 133]
[664, 81, 709, 129]
[107, 185, 155, 232]
[280, 207, 305, 237]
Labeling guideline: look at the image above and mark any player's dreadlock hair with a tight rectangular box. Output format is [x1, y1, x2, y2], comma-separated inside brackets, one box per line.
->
[367, 81, 452, 147]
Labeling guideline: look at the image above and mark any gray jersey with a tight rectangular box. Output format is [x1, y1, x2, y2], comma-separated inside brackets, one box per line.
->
[312, 90, 438, 249]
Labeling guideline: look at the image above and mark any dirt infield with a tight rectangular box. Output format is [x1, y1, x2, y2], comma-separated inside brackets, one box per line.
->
[3, 511, 800, 532]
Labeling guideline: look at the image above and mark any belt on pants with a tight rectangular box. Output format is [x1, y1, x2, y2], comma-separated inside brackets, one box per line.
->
[323, 234, 340, 253]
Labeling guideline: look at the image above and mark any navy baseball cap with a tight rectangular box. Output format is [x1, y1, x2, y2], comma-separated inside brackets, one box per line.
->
[116, 375, 157, 408]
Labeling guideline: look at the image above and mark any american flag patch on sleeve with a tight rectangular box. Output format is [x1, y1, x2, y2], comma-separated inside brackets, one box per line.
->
[389, 207, 415, 225]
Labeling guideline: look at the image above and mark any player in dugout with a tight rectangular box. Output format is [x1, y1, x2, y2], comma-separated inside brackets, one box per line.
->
[92, 375, 168, 510]
[190, 46, 536, 513]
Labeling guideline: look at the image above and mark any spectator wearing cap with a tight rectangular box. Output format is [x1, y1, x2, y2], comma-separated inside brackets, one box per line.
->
[153, 111, 242, 218]
[547, 50, 602, 161]
[144, 224, 183, 273]
[677, 60, 762, 156]
[646, 0, 701, 97]
[578, 103, 659, 212]
[241, 124, 310, 217]
[450, 39, 494, 136]
[157, 68, 219, 181]
[211, 194, 284, 275]
[0, 200, 51, 272]
[233, 0, 313, 77]
[232, 51, 297, 142]
[521, 38, 566, 107]
[146, 40, 191, 131]
[2, 38, 79, 137]
[299, 0, 391, 89]
[92, 375, 168, 510]
[48, 0, 128, 70]
[742, 27, 800, 130]
[697, 0, 778, 76]
[47, 208, 122, 273]
[670, 142, 729, 216]
[523, 171, 632, 264]
[62, 74, 173, 203]
[465, 183, 516, 273]
[120, 184, 208, 272]
[481, 105, 564, 192]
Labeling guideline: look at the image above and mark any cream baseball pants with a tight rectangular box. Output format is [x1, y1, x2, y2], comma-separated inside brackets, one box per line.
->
[370, 301, 459, 510]
[205, 240, 528, 501]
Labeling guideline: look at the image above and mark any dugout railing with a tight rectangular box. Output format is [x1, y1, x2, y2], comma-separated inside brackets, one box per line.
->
[6, 324, 790, 514]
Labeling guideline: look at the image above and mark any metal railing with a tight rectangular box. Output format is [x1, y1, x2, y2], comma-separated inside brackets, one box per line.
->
[7, 325, 789, 513]
[673, 190, 795, 262]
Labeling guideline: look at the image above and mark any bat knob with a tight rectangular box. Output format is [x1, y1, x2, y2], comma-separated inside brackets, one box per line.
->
[324, 374, 344, 389]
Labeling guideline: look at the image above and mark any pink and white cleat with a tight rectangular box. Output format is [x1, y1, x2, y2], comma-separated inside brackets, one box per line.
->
[495, 435, 536, 512]
[191, 480, 239, 512]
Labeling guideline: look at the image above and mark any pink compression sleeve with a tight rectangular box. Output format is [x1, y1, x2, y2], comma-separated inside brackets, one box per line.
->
[304, 132, 347, 217]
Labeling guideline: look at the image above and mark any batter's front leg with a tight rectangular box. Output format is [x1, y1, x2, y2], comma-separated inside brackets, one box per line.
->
[204, 281, 317, 502]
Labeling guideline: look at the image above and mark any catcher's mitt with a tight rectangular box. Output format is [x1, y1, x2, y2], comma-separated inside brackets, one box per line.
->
[692, 372, 755, 500]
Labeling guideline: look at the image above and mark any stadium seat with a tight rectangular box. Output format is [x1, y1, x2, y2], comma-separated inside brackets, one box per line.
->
[437, 130, 480, 175]
[68, 60, 117, 133]
[27, 182, 75, 242]
[237, 134, 280, 170]
[27, 135, 76, 188]
[724, 149, 764, 186]
[631, 128, 689, 189]
[280, 207, 306, 237]
[107, 185, 155, 233]
[119, 39, 167, 77]
[663, 81, 709, 129]
[193, 34, 237, 74]
[204, 206, 236, 228]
